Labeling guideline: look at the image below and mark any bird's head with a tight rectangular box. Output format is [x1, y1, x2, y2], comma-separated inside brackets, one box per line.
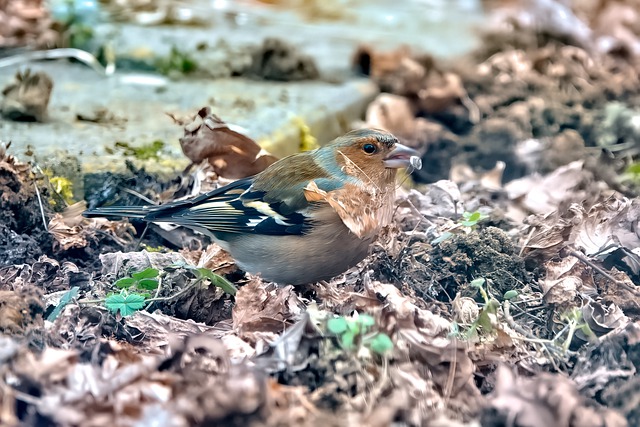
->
[325, 128, 420, 186]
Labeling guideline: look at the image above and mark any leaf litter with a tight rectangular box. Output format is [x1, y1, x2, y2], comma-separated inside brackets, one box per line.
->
[2, 1, 640, 426]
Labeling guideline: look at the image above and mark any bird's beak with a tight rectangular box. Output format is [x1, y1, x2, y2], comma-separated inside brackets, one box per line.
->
[383, 143, 421, 169]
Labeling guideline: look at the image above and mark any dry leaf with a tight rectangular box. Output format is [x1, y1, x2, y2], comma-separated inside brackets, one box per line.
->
[171, 107, 278, 179]
[179, 243, 237, 276]
[484, 365, 628, 427]
[232, 279, 305, 338]
[418, 71, 466, 114]
[1, 69, 53, 122]
[365, 93, 417, 136]
[246, 38, 319, 81]
[540, 256, 597, 305]
[0, 288, 44, 335]
[0, 0, 59, 48]
[505, 160, 587, 216]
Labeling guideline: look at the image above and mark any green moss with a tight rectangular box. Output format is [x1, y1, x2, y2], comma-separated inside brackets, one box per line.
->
[155, 46, 198, 77]
[112, 140, 166, 161]
[140, 244, 166, 253]
[292, 117, 319, 152]
[48, 176, 75, 207]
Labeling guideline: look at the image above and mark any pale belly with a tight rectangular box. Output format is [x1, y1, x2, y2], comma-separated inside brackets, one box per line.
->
[214, 222, 375, 285]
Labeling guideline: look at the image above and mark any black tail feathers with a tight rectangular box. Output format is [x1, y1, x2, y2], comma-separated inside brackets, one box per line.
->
[82, 205, 152, 220]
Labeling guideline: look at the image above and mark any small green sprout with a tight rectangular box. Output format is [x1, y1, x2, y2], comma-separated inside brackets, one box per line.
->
[101, 265, 236, 317]
[460, 211, 488, 228]
[155, 46, 198, 76]
[327, 313, 393, 355]
[114, 267, 159, 291]
[559, 308, 597, 352]
[194, 267, 237, 296]
[503, 289, 519, 300]
[111, 140, 165, 161]
[626, 162, 640, 176]
[368, 333, 394, 354]
[451, 277, 503, 339]
[49, 176, 75, 205]
[104, 267, 159, 316]
[47, 286, 80, 321]
[470, 278, 486, 288]
[105, 290, 146, 317]
[165, 261, 237, 296]
[432, 210, 489, 244]
[622, 162, 640, 186]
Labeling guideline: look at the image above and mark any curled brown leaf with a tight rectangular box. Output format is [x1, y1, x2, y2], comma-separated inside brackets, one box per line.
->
[170, 107, 278, 179]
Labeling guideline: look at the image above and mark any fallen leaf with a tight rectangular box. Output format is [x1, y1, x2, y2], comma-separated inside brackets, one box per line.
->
[540, 256, 597, 305]
[232, 279, 305, 337]
[1, 69, 53, 122]
[0, 0, 59, 48]
[246, 38, 319, 81]
[484, 365, 628, 427]
[418, 71, 466, 114]
[171, 107, 278, 179]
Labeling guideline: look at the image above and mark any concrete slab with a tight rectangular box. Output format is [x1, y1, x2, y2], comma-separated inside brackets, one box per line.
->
[0, 61, 378, 171]
[0, 0, 485, 173]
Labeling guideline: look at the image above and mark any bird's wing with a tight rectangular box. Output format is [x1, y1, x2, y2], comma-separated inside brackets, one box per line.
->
[145, 156, 348, 236]
[142, 176, 258, 233]
[83, 177, 256, 221]
[85, 154, 362, 237]
[145, 168, 388, 238]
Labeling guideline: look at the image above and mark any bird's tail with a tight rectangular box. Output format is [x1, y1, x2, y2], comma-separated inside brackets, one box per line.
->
[83, 205, 153, 220]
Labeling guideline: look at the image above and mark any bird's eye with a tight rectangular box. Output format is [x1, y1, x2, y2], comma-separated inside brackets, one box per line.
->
[362, 143, 377, 154]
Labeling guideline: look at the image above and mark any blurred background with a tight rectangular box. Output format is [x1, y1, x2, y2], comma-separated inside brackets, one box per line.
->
[2, 0, 640, 190]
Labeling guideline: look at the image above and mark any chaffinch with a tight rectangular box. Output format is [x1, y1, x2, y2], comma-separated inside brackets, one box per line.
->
[84, 128, 420, 285]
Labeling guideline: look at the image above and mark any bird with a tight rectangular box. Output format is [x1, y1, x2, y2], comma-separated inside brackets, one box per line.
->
[83, 128, 420, 285]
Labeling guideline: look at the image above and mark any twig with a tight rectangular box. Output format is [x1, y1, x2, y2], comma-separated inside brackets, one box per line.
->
[519, 226, 536, 257]
[442, 340, 457, 405]
[503, 300, 563, 371]
[134, 223, 151, 251]
[78, 278, 202, 306]
[143, 266, 236, 302]
[77, 298, 106, 304]
[79, 264, 233, 307]
[120, 187, 157, 205]
[461, 94, 480, 124]
[569, 250, 640, 296]
[12, 389, 41, 405]
[144, 275, 164, 310]
[91, 229, 128, 248]
[0, 48, 113, 76]
[33, 181, 48, 231]
[364, 356, 390, 417]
